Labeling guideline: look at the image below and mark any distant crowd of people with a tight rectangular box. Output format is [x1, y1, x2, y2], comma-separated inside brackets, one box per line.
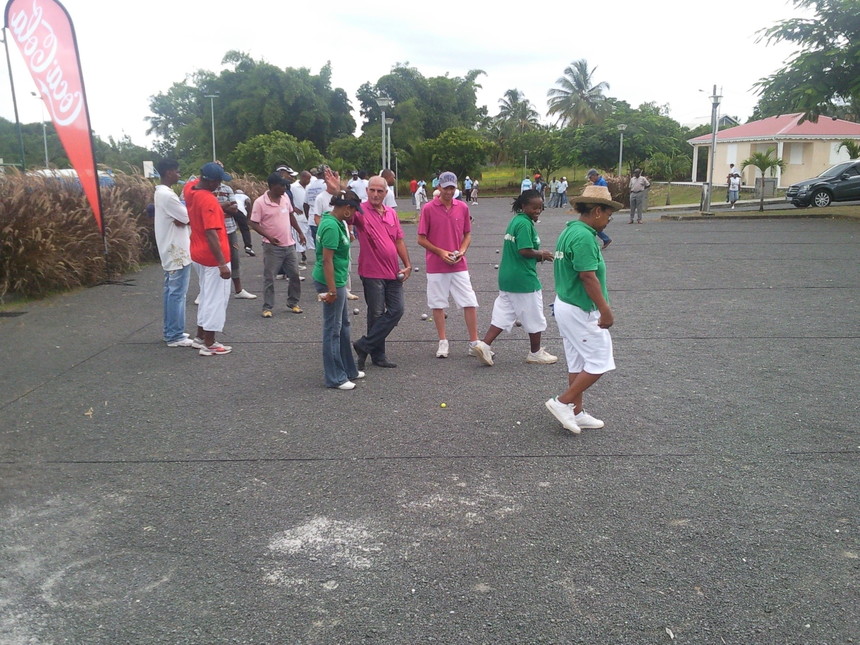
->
[153, 161, 629, 433]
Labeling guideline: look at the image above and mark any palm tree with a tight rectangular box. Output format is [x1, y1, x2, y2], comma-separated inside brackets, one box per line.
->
[837, 139, 860, 159]
[546, 59, 610, 127]
[741, 149, 786, 211]
[496, 89, 540, 135]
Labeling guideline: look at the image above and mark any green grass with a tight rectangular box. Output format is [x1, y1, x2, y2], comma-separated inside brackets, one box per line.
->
[477, 165, 586, 195]
[648, 184, 703, 206]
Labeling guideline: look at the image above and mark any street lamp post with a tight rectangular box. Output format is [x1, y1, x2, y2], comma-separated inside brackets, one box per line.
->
[375, 97, 392, 171]
[31, 91, 49, 168]
[617, 124, 627, 177]
[393, 152, 399, 198]
[385, 117, 394, 171]
[204, 93, 219, 162]
[701, 85, 722, 215]
[523, 150, 528, 184]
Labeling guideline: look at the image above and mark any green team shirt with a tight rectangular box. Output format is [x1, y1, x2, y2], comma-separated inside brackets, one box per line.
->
[312, 213, 351, 287]
[498, 212, 542, 293]
[553, 220, 609, 311]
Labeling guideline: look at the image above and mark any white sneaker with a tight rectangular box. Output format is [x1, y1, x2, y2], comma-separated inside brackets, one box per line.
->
[354, 371, 366, 379]
[199, 342, 232, 356]
[526, 347, 558, 364]
[544, 397, 581, 434]
[575, 410, 604, 429]
[337, 380, 356, 390]
[436, 339, 449, 358]
[193, 295, 200, 305]
[471, 341, 494, 366]
[234, 289, 257, 299]
[191, 337, 206, 349]
[166, 337, 194, 347]
[275, 274, 286, 280]
[468, 345, 495, 358]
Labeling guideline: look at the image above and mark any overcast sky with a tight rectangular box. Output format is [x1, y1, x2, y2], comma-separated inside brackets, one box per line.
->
[1, 0, 807, 150]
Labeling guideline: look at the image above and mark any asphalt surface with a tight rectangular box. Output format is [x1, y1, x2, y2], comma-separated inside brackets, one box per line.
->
[1, 198, 858, 644]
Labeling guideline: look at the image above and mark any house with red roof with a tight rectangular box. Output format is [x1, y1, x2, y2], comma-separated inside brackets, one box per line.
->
[687, 113, 860, 188]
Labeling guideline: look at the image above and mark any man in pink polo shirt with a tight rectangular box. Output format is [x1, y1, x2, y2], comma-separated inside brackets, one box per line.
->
[417, 170, 481, 358]
[350, 176, 413, 369]
[249, 173, 307, 317]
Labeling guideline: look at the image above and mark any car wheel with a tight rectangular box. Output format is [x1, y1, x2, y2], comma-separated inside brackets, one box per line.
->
[811, 189, 832, 207]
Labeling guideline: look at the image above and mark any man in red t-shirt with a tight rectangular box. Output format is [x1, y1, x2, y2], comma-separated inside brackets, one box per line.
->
[409, 178, 418, 207]
[186, 162, 233, 356]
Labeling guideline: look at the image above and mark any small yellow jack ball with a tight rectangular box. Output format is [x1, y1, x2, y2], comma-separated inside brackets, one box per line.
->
[440, 403, 447, 408]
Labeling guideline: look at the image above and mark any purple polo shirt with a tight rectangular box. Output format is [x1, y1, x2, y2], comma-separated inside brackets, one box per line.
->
[417, 197, 471, 274]
[353, 201, 404, 279]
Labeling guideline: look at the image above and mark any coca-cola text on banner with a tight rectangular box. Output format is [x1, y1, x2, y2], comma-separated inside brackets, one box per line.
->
[4, 0, 104, 236]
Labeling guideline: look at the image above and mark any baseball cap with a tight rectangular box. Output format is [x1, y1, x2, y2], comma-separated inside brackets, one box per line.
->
[275, 165, 298, 177]
[200, 162, 231, 182]
[438, 171, 457, 188]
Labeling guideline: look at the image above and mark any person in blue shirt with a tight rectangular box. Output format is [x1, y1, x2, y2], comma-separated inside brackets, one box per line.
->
[587, 170, 613, 249]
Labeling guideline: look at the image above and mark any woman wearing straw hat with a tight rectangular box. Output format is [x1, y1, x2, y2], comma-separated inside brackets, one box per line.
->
[545, 184, 621, 434]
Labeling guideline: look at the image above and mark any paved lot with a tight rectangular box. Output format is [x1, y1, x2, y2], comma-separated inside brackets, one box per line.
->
[1, 198, 858, 644]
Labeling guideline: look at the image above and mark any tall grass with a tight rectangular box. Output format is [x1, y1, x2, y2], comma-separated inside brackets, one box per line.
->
[0, 171, 153, 300]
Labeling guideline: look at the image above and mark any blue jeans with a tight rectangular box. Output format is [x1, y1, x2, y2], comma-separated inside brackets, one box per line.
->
[162, 264, 191, 342]
[314, 281, 358, 387]
[357, 277, 404, 360]
[597, 230, 611, 246]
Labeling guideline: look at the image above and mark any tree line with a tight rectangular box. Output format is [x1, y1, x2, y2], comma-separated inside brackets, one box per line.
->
[2, 0, 854, 180]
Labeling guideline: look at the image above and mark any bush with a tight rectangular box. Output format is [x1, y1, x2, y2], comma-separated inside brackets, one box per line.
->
[0, 170, 155, 300]
[601, 174, 630, 208]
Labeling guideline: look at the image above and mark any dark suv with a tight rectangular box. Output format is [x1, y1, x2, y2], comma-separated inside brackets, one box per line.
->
[786, 160, 860, 207]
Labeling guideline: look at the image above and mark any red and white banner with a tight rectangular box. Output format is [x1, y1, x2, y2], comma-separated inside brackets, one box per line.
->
[4, 0, 104, 236]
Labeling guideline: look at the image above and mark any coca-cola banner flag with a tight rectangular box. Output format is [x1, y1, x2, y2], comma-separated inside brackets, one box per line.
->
[4, 0, 104, 236]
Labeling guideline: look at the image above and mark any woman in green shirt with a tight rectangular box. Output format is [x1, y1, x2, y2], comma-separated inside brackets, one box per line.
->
[313, 190, 365, 390]
[545, 184, 621, 434]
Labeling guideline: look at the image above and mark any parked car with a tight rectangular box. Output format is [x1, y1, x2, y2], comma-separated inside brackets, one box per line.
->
[786, 159, 860, 207]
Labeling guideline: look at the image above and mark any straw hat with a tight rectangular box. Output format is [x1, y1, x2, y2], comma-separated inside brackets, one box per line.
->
[572, 184, 623, 211]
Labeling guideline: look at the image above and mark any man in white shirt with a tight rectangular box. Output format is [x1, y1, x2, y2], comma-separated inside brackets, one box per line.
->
[153, 159, 193, 347]
[381, 169, 398, 209]
[290, 170, 313, 261]
[557, 176, 569, 206]
[304, 166, 328, 244]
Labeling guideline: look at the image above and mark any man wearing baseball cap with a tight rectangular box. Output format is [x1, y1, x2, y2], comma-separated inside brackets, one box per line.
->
[185, 162, 234, 355]
[417, 170, 481, 358]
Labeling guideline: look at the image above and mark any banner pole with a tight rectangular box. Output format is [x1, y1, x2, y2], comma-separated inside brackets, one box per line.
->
[1, 30, 26, 169]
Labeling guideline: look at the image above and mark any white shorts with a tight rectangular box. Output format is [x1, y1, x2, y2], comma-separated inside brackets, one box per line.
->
[554, 297, 615, 374]
[491, 290, 547, 333]
[195, 262, 231, 332]
[294, 214, 314, 252]
[426, 271, 479, 309]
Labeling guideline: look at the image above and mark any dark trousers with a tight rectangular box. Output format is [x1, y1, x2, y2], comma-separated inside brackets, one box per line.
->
[356, 277, 404, 360]
[234, 212, 253, 248]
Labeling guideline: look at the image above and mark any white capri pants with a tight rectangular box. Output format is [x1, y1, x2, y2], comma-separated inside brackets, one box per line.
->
[553, 297, 615, 374]
[490, 290, 547, 333]
[195, 262, 231, 332]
